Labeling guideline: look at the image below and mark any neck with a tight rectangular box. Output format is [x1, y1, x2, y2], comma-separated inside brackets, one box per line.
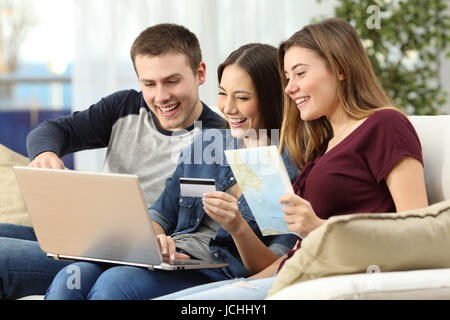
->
[327, 107, 357, 138]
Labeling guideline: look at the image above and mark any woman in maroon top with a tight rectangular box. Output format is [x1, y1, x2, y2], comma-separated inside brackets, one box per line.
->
[156, 17, 429, 300]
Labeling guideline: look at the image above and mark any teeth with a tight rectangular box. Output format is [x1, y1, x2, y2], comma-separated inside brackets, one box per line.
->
[159, 104, 179, 112]
[229, 118, 246, 124]
[295, 97, 310, 104]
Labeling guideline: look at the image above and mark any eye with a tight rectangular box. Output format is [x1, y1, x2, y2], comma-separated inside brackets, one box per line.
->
[218, 92, 227, 96]
[167, 79, 180, 85]
[237, 97, 249, 101]
[296, 72, 305, 77]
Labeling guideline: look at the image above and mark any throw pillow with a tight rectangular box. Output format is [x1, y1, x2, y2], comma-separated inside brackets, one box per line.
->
[268, 200, 450, 297]
[0, 144, 32, 226]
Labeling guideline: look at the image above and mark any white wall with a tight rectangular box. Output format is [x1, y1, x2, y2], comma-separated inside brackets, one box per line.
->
[71, 0, 449, 171]
[72, 0, 336, 171]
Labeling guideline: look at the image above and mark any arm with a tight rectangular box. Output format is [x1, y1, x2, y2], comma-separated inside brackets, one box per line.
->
[26, 91, 130, 165]
[385, 156, 428, 212]
[202, 191, 279, 275]
[148, 149, 191, 261]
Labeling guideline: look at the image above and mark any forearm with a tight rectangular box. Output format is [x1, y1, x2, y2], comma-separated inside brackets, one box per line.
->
[26, 122, 67, 160]
[230, 221, 279, 275]
[248, 254, 286, 279]
[152, 221, 166, 236]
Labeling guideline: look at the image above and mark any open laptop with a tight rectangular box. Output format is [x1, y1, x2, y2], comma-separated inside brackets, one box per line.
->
[13, 166, 228, 271]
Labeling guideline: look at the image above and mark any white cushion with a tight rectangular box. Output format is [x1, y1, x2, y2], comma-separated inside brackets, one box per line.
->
[267, 268, 450, 300]
[408, 115, 450, 204]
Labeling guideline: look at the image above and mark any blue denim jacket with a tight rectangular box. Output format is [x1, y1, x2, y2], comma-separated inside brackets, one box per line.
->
[149, 129, 299, 278]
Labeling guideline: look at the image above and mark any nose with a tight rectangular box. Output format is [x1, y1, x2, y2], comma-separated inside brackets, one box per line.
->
[154, 84, 171, 104]
[284, 78, 298, 97]
[220, 97, 238, 116]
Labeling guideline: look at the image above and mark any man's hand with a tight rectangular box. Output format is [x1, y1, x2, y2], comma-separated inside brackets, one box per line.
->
[29, 151, 65, 169]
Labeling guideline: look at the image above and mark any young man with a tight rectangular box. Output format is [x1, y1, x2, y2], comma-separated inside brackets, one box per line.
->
[0, 23, 224, 300]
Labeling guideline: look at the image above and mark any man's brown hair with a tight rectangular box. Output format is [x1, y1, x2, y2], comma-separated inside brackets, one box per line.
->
[130, 23, 202, 74]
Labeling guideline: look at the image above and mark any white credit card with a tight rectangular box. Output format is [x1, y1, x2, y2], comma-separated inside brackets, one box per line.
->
[179, 178, 216, 198]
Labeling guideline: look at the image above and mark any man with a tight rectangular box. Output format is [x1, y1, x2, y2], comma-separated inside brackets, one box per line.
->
[0, 23, 224, 299]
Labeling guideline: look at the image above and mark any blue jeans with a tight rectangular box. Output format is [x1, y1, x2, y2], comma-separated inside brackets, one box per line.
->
[45, 261, 231, 300]
[155, 277, 276, 300]
[0, 223, 71, 299]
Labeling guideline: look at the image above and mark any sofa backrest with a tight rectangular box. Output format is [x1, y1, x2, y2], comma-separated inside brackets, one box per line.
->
[409, 115, 450, 204]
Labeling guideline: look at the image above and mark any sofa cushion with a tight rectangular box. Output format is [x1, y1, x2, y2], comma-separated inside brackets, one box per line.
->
[408, 115, 450, 204]
[0, 144, 32, 226]
[268, 268, 450, 300]
[267, 200, 450, 297]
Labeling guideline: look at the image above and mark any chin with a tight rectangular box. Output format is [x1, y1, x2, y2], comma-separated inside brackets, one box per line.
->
[229, 127, 248, 139]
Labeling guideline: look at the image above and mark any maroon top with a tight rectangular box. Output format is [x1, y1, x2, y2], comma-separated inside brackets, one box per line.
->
[278, 109, 423, 271]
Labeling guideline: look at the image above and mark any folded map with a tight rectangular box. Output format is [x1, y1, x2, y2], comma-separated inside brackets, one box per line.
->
[224, 145, 295, 235]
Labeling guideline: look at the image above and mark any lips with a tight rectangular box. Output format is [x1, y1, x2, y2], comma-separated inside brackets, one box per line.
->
[228, 117, 247, 128]
[157, 103, 180, 117]
[295, 96, 311, 107]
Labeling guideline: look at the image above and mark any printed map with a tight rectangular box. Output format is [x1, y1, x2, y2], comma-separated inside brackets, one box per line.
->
[225, 146, 295, 234]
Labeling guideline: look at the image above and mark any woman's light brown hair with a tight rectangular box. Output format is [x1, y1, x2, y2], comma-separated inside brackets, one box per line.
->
[278, 18, 399, 169]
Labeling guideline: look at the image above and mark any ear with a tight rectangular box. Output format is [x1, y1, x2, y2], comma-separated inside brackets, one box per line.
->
[196, 62, 206, 85]
[337, 68, 345, 81]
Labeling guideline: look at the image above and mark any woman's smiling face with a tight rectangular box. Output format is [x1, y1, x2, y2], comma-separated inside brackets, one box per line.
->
[218, 64, 263, 139]
[283, 46, 341, 121]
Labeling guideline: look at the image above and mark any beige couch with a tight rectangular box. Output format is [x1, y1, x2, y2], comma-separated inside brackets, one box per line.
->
[268, 115, 450, 300]
[1, 115, 449, 300]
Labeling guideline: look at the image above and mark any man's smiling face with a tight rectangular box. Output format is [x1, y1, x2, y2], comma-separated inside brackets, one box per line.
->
[136, 52, 206, 131]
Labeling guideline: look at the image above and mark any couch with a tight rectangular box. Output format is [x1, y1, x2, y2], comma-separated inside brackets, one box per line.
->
[1, 115, 449, 300]
[268, 115, 450, 300]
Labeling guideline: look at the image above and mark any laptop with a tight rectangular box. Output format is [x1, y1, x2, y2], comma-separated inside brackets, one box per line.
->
[13, 166, 228, 271]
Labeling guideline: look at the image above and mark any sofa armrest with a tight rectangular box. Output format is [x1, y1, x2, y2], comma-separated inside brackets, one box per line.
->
[267, 268, 450, 300]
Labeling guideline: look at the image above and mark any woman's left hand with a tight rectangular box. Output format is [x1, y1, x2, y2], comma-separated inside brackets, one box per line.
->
[202, 191, 245, 235]
[279, 193, 325, 238]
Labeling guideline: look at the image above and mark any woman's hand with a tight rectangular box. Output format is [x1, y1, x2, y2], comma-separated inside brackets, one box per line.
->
[202, 191, 245, 235]
[156, 234, 190, 262]
[279, 193, 325, 238]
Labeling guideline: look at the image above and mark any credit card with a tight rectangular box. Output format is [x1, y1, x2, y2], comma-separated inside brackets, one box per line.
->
[180, 178, 216, 197]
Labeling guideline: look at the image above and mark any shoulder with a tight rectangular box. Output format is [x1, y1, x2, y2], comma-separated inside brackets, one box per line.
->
[103, 89, 141, 102]
[199, 103, 225, 129]
[361, 108, 417, 137]
[368, 108, 407, 122]
[100, 89, 145, 114]
[367, 108, 410, 126]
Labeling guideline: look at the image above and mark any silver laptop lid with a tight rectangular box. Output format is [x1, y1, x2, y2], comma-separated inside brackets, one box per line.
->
[13, 166, 163, 266]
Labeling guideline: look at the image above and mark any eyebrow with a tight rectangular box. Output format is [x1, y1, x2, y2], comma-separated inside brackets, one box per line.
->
[140, 73, 182, 82]
[284, 63, 308, 74]
[218, 85, 252, 95]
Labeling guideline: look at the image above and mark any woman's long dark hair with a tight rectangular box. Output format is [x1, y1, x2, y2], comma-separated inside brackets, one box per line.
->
[218, 43, 284, 137]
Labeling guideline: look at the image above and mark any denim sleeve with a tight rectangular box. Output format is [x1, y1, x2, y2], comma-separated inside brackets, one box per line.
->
[281, 149, 300, 183]
[148, 154, 186, 235]
[148, 136, 200, 235]
[264, 234, 299, 256]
